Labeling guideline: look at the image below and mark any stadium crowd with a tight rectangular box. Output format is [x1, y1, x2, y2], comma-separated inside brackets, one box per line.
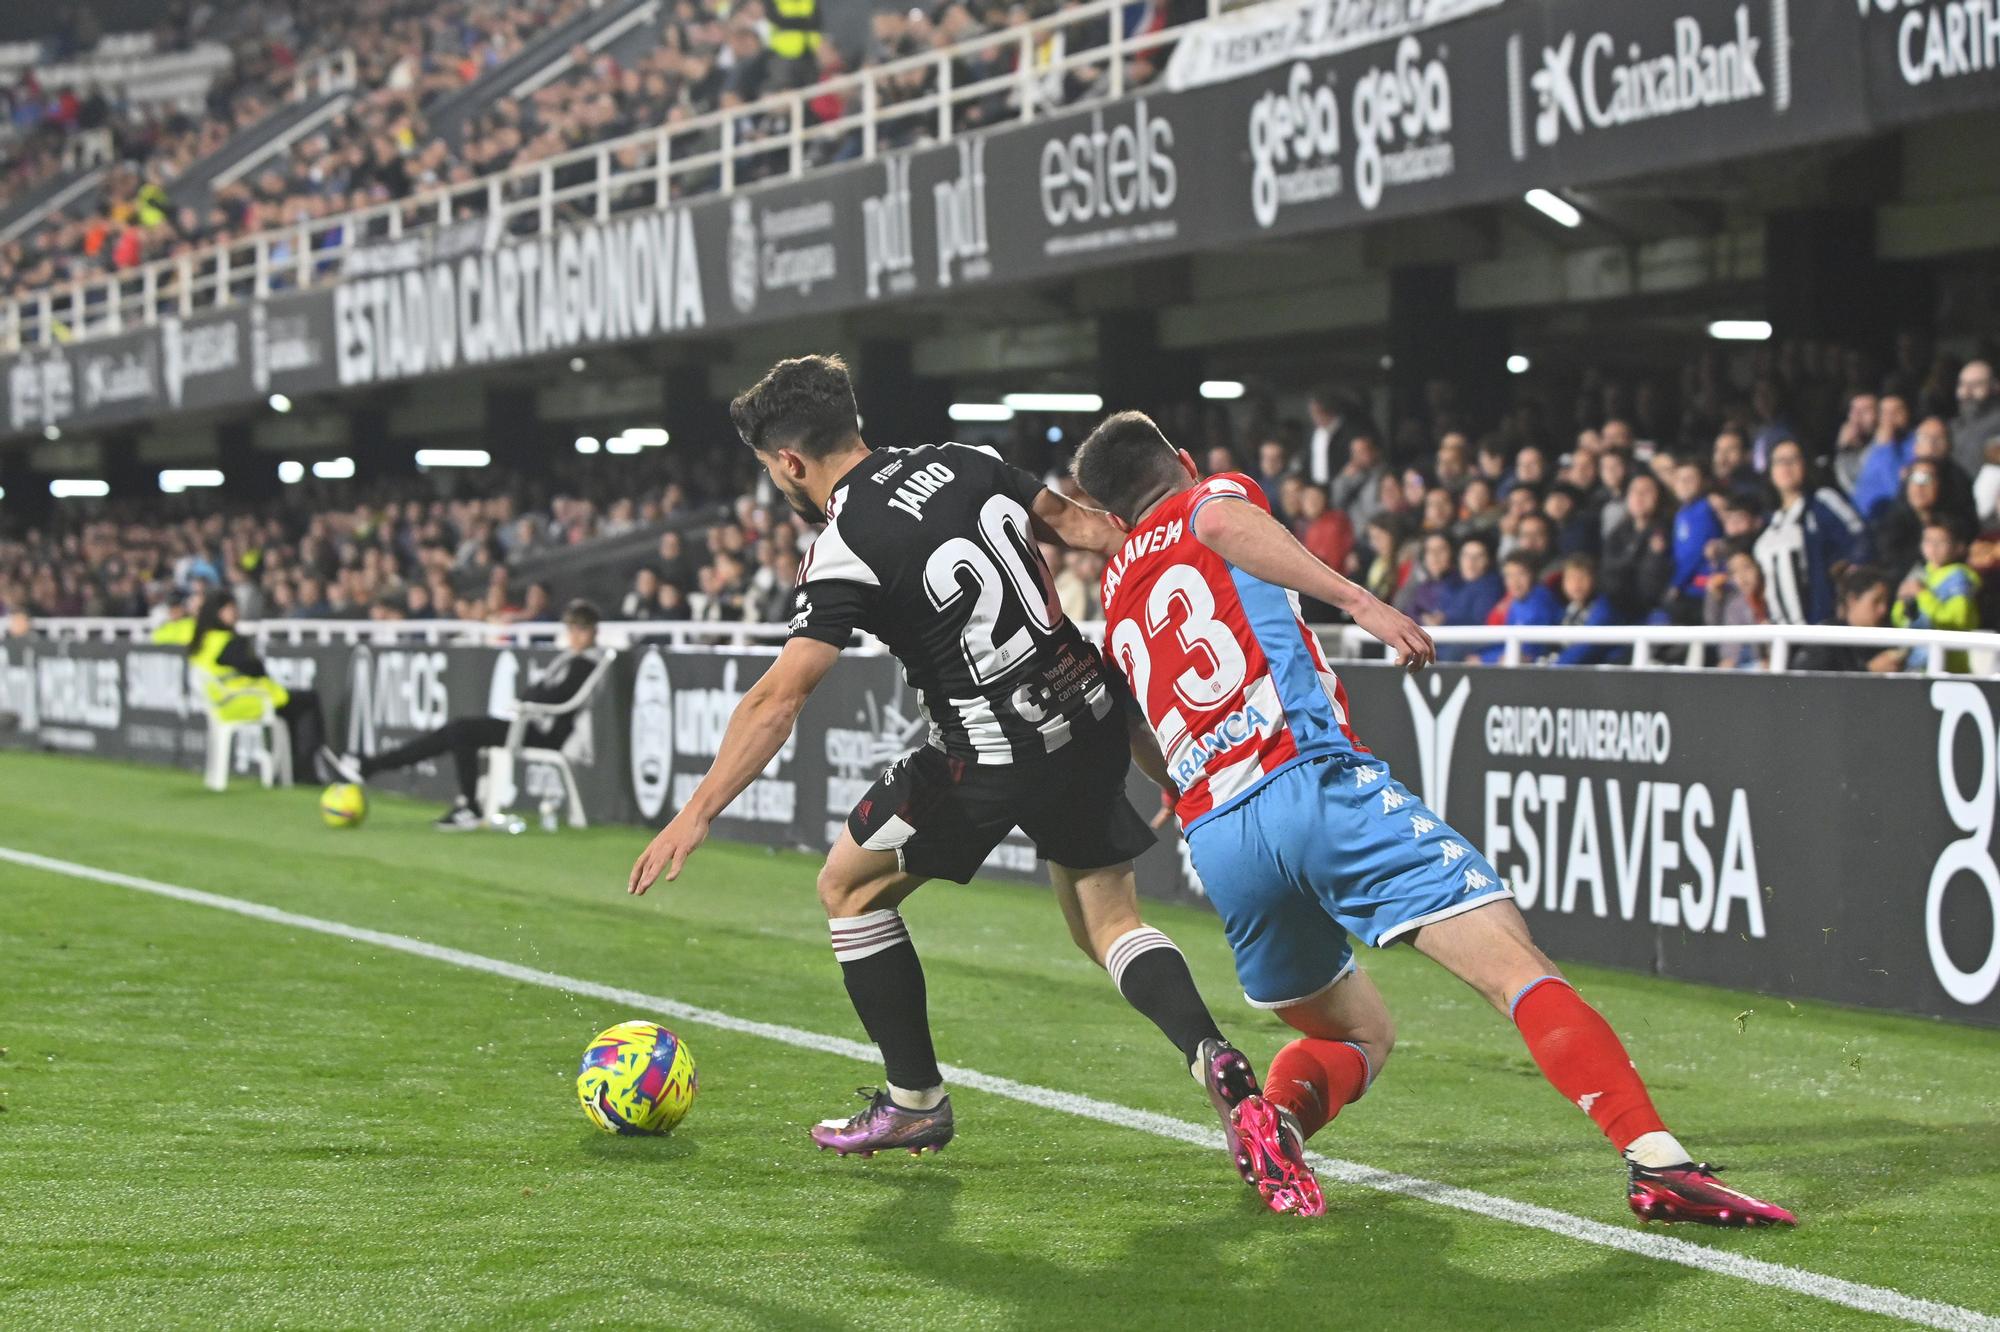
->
[3, 0, 1183, 300]
[4, 334, 1999, 672]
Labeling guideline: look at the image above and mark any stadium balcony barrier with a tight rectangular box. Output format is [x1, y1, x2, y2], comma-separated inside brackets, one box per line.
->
[0, 0, 1226, 351]
[28, 616, 1997, 675]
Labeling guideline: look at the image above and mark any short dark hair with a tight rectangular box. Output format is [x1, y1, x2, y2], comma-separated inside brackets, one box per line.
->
[1924, 514, 1973, 547]
[1839, 566, 1891, 602]
[1502, 551, 1541, 577]
[1072, 411, 1186, 522]
[1563, 552, 1598, 576]
[563, 599, 602, 628]
[729, 354, 861, 459]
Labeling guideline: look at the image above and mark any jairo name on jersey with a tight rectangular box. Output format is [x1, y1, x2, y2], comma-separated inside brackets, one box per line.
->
[1170, 701, 1271, 788]
[886, 461, 956, 519]
[1102, 519, 1184, 607]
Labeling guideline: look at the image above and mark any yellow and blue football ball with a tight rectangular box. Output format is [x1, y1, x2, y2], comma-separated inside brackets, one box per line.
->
[576, 1020, 697, 1135]
[320, 783, 367, 829]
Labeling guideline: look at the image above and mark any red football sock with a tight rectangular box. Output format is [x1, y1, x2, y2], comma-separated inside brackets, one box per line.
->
[1263, 1038, 1371, 1141]
[1510, 976, 1667, 1152]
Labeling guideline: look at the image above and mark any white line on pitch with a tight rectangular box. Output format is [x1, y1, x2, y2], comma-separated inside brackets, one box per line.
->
[2, 844, 1993, 1332]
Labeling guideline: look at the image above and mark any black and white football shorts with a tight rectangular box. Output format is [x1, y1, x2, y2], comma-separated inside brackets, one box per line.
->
[845, 711, 1156, 883]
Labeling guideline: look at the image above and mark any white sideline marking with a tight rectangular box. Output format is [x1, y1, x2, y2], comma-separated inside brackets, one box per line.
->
[2, 844, 1994, 1332]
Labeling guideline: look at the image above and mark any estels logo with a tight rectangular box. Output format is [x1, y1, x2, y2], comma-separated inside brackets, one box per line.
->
[1039, 100, 1177, 228]
[1508, 2, 1790, 158]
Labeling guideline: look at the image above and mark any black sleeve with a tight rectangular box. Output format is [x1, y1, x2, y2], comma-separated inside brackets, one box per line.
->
[788, 578, 872, 650]
[949, 441, 1045, 512]
[519, 655, 591, 706]
[217, 634, 267, 678]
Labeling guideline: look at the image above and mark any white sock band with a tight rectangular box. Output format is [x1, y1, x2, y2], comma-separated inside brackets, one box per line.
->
[828, 909, 910, 963]
[1104, 926, 1178, 990]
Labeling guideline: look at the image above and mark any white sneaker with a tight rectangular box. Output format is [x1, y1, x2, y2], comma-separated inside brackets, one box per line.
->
[318, 747, 364, 785]
[432, 803, 482, 832]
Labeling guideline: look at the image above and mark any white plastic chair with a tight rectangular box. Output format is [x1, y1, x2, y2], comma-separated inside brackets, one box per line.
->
[479, 650, 617, 828]
[193, 666, 292, 792]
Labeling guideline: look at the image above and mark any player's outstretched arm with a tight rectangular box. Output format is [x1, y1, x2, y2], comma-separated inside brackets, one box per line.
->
[1192, 495, 1436, 672]
[628, 637, 840, 894]
[1030, 487, 1125, 556]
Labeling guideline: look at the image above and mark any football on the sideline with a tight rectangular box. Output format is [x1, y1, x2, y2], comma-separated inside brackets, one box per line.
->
[320, 783, 367, 829]
[577, 1020, 697, 1135]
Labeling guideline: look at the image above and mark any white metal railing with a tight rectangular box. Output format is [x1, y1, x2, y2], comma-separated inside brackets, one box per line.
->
[27, 616, 1999, 675]
[0, 0, 1216, 351]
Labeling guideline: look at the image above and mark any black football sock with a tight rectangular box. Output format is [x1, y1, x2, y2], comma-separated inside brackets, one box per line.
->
[1105, 926, 1226, 1071]
[829, 910, 943, 1102]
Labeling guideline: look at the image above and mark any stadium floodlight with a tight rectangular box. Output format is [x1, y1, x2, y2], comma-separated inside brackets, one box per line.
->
[624, 427, 670, 447]
[575, 436, 601, 454]
[159, 469, 224, 493]
[1708, 319, 1773, 342]
[1200, 380, 1246, 400]
[1524, 189, 1582, 229]
[1507, 355, 1531, 375]
[415, 449, 491, 468]
[606, 434, 643, 454]
[277, 461, 305, 484]
[42, 425, 60, 441]
[1003, 392, 1103, 412]
[269, 393, 293, 413]
[50, 479, 109, 498]
[312, 457, 356, 479]
[1046, 427, 1064, 444]
[948, 403, 1014, 422]
[569, 357, 587, 373]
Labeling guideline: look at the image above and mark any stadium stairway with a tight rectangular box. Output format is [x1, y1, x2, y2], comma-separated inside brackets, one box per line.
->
[426, 0, 663, 148]
[0, 161, 109, 245]
[166, 88, 357, 213]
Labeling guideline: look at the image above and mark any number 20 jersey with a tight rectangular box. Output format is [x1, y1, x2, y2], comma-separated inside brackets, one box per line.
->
[789, 442, 1116, 765]
[1099, 472, 1369, 831]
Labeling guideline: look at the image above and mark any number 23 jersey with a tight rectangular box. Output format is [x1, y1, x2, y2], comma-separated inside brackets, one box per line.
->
[1098, 472, 1369, 831]
[789, 442, 1115, 765]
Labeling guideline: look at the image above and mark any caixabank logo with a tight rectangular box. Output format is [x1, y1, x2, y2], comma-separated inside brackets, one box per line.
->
[1505, 1, 1792, 160]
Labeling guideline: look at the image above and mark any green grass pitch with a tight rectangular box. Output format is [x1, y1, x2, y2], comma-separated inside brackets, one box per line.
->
[0, 752, 1995, 1330]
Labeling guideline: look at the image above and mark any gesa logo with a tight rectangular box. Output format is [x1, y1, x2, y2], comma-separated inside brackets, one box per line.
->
[1351, 36, 1453, 211]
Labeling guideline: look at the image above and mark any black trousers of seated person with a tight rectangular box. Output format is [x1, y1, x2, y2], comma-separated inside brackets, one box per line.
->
[360, 716, 510, 804]
[275, 690, 326, 780]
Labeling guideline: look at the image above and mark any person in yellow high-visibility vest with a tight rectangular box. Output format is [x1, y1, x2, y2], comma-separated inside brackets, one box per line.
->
[768, 0, 820, 84]
[186, 592, 329, 781]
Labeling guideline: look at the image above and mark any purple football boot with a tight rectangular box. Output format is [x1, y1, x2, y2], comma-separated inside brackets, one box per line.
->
[810, 1087, 954, 1158]
[1197, 1037, 1263, 1186]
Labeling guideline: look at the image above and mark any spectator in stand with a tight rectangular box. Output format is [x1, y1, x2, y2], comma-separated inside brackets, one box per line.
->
[1552, 554, 1621, 666]
[1910, 415, 1978, 522]
[1793, 567, 1906, 674]
[1542, 484, 1598, 556]
[1753, 438, 1863, 626]
[1454, 477, 1499, 542]
[1711, 427, 1762, 503]
[1832, 390, 1879, 497]
[1669, 460, 1726, 603]
[1292, 483, 1354, 576]
[1479, 551, 1563, 663]
[624, 566, 662, 619]
[1434, 432, 1472, 493]
[1876, 461, 1952, 579]
[1396, 532, 1459, 624]
[1252, 437, 1292, 509]
[1600, 470, 1680, 620]
[1357, 514, 1409, 606]
[1416, 487, 1457, 541]
[1951, 359, 2000, 478]
[1511, 512, 1557, 578]
[1894, 517, 1983, 673]
[1705, 544, 1770, 670]
[1748, 378, 1795, 471]
[1852, 392, 1916, 522]
[1440, 538, 1502, 662]
[1305, 387, 1361, 485]
[1499, 445, 1547, 500]
[1330, 434, 1387, 526]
